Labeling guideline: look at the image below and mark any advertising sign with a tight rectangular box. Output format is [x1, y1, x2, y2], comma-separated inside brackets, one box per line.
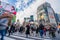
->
[47, 7, 56, 24]
[0, 1, 16, 23]
[1, 2, 16, 12]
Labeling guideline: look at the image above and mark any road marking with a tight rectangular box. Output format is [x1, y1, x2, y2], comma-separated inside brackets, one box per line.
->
[4, 37, 16, 40]
[13, 34, 51, 40]
[10, 35, 35, 40]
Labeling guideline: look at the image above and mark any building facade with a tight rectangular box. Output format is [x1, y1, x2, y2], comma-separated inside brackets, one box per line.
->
[55, 13, 60, 24]
[37, 2, 57, 26]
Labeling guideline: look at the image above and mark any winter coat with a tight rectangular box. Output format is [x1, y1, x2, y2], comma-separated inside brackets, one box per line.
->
[26, 25, 30, 34]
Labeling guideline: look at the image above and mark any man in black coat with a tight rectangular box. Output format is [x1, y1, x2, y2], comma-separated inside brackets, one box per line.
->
[39, 24, 44, 37]
[26, 24, 30, 37]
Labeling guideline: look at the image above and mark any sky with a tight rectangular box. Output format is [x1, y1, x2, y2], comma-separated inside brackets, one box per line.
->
[1, 0, 60, 23]
[16, 0, 45, 23]
[46, 0, 60, 13]
[1, 0, 60, 13]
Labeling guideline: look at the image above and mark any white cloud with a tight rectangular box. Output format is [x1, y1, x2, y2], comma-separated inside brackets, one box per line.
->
[46, 0, 60, 13]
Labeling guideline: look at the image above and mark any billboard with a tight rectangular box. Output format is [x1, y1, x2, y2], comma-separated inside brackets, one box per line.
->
[47, 7, 56, 24]
[1, 2, 16, 13]
[0, 1, 16, 23]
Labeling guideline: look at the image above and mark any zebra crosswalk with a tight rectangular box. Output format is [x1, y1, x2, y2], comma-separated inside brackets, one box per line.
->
[0, 35, 52, 40]
[6, 34, 52, 40]
[12, 32, 52, 40]
[0, 32, 52, 40]
[0, 36, 15, 40]
[9, 35, 35, 40]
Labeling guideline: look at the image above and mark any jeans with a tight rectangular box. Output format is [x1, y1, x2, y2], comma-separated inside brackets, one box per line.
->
[39, 30, 44, 37]
[0, 29, 6, 40]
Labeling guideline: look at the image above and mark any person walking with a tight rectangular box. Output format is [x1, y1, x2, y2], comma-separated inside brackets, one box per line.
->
[57, 24, 60, 33]
[25, 24, 30, 38]
[36, 26, 39, 37]
[39, 24, 44, 38]
[8, 23, 15, 36]
[49, 25, 56, 38]
[0, 11, 13, 40]
[43, 27, 47, 36]
[19, 25, 24, 33]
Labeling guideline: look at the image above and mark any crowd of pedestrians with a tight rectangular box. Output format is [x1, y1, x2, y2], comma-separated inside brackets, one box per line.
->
[0, 11, 60, 40]
[4, 22, 58, 39]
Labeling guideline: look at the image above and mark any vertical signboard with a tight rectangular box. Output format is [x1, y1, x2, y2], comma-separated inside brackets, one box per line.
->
[47, 7, 56, 25]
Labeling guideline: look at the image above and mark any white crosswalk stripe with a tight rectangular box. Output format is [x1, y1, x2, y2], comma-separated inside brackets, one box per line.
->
[12, 32, 52, 40]
[0, 32, 52, 40]
[10, 35, 35, 40]
[0, 36, 16, 40]
[9, 34, 52, 40]
[4, 37, 16, 40]
[0, 34, 52, 40]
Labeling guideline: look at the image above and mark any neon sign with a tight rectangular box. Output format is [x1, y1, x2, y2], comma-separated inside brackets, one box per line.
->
[16, 0, 36, 11]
